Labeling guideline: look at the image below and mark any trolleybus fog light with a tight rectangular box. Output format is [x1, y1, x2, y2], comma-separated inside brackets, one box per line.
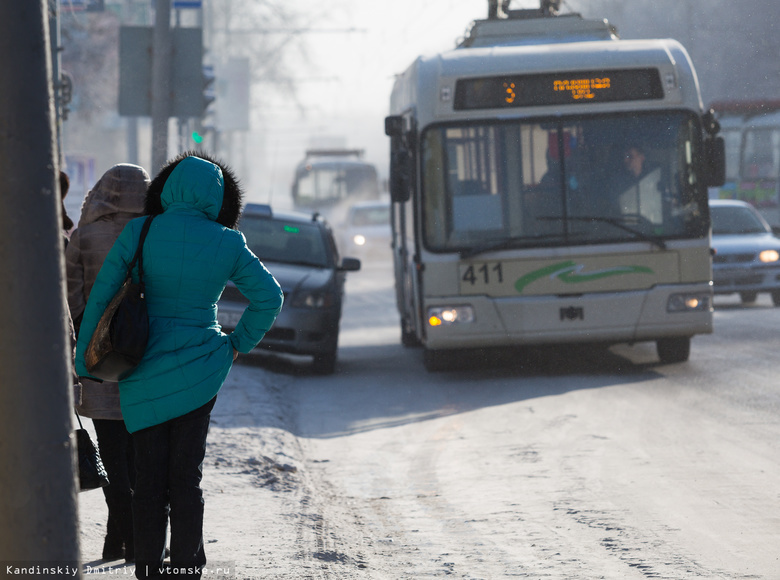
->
[759, 249, 780, 263]
[667, 293, 711, 313]
[427, 305, 475, 327]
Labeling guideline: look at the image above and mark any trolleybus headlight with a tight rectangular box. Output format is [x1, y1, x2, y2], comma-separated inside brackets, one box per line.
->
[666, 293, 711, 313]
[427, 305, 475, 327]
[759, 249, 780, 263]
[353, 234, 367, 246]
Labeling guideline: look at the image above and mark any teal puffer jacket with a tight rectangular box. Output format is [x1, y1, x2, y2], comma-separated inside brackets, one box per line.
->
[75, 157, 283, 433]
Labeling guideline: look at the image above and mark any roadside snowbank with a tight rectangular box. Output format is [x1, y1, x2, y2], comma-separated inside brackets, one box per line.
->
[79, 362, 306, 579]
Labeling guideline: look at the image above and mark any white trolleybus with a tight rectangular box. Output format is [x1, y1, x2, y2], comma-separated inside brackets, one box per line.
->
[384, 2, 725, 371]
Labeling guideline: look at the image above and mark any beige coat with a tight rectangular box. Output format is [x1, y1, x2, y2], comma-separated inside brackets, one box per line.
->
[65, 163, 149, 420]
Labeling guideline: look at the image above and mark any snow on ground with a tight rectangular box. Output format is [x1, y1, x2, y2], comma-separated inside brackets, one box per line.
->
[79, 362, 306, 579]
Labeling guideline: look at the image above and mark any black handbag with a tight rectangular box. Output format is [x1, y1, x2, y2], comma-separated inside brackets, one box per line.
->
[85, 215, 154, 381]
[75, 413, 109, 492]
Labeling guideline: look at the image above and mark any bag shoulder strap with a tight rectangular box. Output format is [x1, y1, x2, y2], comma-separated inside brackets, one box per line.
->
[126, 215, 155, 287]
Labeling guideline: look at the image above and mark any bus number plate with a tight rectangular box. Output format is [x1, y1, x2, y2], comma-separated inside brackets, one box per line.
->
[460, 262, 504, 288]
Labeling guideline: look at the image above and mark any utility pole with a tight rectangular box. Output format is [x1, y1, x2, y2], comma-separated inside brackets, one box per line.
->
[48, 0, 64, 163]
[151, 0, 173, 173]
[0, 0, 82, 575]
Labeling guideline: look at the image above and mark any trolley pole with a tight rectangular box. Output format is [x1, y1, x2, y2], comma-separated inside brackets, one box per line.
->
[0, 1, 82, 575]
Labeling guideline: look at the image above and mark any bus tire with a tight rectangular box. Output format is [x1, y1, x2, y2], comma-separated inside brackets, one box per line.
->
[401, 325, 421, 347]
[656, 336, 690, 364]
[423, 348, 449, 372]
[771, 290, 780, 307]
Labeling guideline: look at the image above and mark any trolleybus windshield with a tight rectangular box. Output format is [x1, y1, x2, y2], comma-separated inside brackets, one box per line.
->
[421, 111, 709, 253]
[293, 162, 379, 210]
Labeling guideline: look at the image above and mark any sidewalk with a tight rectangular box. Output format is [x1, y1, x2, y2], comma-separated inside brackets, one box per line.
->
[77, 363, 305, 579]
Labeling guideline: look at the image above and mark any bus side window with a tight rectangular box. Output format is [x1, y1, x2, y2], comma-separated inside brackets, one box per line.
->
[743, 129, 776, 179]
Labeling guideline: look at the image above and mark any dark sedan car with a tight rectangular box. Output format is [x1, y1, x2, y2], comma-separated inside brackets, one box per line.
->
[710, 199, 780, 305]
[218, 204, 360, 373]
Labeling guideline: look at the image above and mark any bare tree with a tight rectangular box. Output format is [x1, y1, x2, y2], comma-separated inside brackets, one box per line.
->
[61, 10, 120, 122]
[569, 0, 780, 105]
[206, 0, 321, 118]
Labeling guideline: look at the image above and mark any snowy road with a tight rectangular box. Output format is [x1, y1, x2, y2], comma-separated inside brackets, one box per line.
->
[79, 261, 780, 578]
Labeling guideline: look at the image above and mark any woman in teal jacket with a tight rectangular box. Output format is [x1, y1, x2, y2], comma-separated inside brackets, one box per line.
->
[75, 153, 283, 579]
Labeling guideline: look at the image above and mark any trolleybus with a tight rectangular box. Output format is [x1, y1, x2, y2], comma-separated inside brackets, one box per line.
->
[708, 100, 780, 228]
[291, 149, 380, 217]
[384, 2, 725, 370]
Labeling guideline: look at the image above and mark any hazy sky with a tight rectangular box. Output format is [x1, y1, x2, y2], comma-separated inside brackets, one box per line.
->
[251, 0, 527, 202]
[247, 1, 612, 203]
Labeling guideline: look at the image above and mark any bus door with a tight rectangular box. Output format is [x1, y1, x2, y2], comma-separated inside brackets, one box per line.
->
[388, 115, 423, 345]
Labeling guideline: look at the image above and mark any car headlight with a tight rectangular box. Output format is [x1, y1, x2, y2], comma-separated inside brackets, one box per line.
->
[352, 234, 366, 246]
[759, 249, 780, 263]
[427, 305, 475, 326]
[291, 291, 337, 309]
[667, 293, 711, 313]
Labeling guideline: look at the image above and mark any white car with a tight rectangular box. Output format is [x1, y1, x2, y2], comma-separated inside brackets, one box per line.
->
[710, 199, 780, 305]
[337, 200, 391, 261]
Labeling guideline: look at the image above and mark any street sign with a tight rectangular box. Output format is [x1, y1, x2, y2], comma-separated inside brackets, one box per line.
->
[216, 58, 250, 131]
[118, 26, 205, 118]
[173, 1, 202, 8]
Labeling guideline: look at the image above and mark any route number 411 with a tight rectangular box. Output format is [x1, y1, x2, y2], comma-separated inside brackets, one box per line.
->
[462, 262, 504, 286]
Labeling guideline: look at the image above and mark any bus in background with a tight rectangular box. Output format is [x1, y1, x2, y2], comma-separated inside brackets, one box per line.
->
[291, 149, 380, 218]
[385, 0, 725, 371]
[708, 100, 780, 228]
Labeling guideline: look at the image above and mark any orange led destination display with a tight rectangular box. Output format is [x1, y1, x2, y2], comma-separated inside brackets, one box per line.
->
[454, 68, 663, 110]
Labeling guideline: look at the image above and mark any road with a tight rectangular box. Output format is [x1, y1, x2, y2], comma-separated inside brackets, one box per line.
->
[282, 261, 780, 579]
[79, 260, 780, 579]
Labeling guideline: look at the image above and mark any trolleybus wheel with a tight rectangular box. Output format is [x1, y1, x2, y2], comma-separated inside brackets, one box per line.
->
[401, 324, 421, 347]
[772, 290, 780, 307]
[656, 336, 691, 364]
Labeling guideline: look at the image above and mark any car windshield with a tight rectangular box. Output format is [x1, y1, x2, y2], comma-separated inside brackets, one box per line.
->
[710, 205, 770, 235]
[239, 216, 331, 268]
[350, 206, 390, 227]
[421, 111, 709, 252]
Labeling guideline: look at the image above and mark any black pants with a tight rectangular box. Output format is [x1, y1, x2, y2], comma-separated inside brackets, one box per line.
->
[93, 418, 135, 559]
[131, 397, 216, 580]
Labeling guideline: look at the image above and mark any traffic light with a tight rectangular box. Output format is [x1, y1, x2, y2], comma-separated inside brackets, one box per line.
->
[202, 64, 216, 118]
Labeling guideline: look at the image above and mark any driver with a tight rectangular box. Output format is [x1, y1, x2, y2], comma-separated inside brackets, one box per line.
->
[610, 144, 663, 223]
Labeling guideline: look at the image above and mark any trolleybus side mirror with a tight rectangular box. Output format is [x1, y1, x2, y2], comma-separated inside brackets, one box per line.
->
[704, 136, 726, 187]
[389, 146, 412, 203]
[386, 115, 413, 202]
[385, 115, 403, 137]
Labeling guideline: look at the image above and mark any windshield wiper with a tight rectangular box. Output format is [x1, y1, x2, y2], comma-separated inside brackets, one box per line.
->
[459, 234, 564, 259]
[538, 216, 667, 250]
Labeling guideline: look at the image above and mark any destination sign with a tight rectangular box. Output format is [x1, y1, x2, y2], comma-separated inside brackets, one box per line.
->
[454, 68, 664, 110]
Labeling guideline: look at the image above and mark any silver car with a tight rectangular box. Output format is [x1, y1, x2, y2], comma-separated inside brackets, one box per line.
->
[336, 200, 391, 262]
[218, 204, 361, 373]
[710, 199, 780, 305]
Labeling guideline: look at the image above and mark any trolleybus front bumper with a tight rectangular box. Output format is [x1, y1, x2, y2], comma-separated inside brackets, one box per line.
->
[422, 283, 712, 351]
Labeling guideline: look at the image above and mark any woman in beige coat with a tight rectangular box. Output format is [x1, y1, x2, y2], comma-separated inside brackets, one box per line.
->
[66, 163, 150, 562]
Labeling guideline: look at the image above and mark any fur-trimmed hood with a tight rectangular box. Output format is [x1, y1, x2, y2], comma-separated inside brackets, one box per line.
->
[77, 163, 150, 227]
[145, 151, 244, 229]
